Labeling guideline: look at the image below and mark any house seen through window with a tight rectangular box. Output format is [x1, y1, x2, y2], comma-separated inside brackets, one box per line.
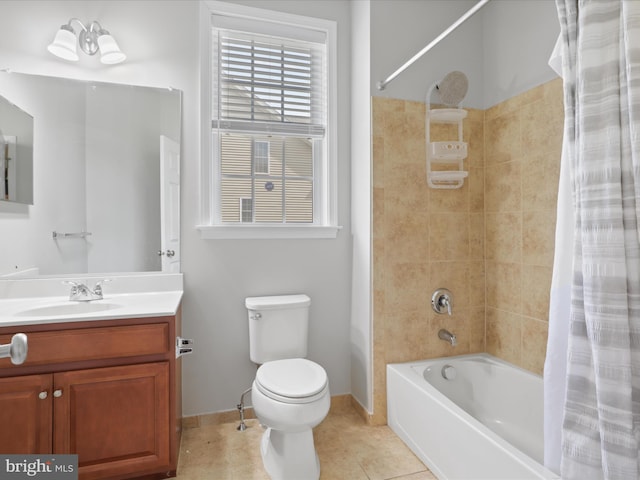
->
[204, 4, 338, 236]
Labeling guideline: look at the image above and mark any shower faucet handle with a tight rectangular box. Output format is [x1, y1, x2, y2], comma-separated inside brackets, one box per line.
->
[431, 288, 453, 315]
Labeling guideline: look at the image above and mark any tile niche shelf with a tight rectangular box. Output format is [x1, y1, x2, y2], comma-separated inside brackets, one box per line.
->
[426, 107, 468, 189]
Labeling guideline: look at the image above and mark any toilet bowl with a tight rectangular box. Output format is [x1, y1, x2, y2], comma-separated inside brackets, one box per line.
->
[245, 294, 329, 479]
[251, 358, 330, 480]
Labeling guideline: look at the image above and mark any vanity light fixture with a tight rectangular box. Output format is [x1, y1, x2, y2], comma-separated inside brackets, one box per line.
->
[47, 19, 126, 65]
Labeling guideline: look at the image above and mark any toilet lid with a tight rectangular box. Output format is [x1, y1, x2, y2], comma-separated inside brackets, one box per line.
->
[255, 358, 328, 402]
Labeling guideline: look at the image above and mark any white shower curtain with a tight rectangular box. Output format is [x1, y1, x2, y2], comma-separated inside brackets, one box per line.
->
[545, 1, 640, 479]
[543, 33, 574, 475]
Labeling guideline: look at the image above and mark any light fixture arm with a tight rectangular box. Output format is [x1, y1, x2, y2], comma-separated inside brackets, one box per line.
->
[64, 19, 108, 56]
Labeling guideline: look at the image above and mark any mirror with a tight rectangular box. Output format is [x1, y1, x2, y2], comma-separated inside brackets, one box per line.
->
[0, 92, 33, 204]
[0, 72, 181, 277]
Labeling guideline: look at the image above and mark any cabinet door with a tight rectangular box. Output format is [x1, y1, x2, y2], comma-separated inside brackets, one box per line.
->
[53, 362, 170, 480]
[0, 374, 52, 454]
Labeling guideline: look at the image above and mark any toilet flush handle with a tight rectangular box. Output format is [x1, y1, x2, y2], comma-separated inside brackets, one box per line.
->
[250, 312, 262, 321]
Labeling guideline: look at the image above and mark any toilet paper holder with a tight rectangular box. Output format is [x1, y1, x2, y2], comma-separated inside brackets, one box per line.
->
[176, 337, 194, 358]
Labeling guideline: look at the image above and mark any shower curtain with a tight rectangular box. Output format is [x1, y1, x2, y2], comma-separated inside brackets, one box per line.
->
[545, 1, 640, 479]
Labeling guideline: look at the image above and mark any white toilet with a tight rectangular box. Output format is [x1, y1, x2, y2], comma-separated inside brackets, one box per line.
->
[246, 294, 330, 480]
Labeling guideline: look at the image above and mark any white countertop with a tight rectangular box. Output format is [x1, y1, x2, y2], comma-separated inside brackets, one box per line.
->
[0, 273, 183, 327]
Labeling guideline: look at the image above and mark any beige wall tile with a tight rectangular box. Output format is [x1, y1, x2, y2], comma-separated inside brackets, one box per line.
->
[429, 261, 469, 309]
[384, 162, 428, 211]
[371, 96, 386, 138]
[485, 111, 520, 164]
[521, 100, 560, 155]
[485, 212, 522, 263]
[522, 152, 560, 211]
[469, 306, 486, 352]
[428, 181, 469, 212]
[384, 309, 430, 363]
[521, 317, 549, 375]
[485, 96, 519, 122]
[372, 135, 385, 188]
[465, 119, 485, 167]
[544, 78, 565, 127]
[523, 210, 556, 267]
[469, 167, 485, 213]
[385, 262, 429, 313]
[486, 308, 522, 365]
[468, 261, 486, 307]
[372, 187, 384, 239]
[522, 265, 552, 320]
[429, 213, 469, 261]
[486, 261, 522, 314]
[469, 213, 485, 260]
[485, 161, 522, 213]
[373, 237, 385, 290]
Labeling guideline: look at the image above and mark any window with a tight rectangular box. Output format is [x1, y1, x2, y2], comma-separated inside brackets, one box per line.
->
[240, 197, 253, 223]
[253, 141, 270, 175]
[198, 1, 339, 239]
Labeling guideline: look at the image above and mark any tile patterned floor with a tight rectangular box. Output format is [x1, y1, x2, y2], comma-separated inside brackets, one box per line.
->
[177, 405, 437, 480]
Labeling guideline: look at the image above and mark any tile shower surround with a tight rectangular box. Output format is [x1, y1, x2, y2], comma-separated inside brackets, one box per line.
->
[370, 78, 563, 425]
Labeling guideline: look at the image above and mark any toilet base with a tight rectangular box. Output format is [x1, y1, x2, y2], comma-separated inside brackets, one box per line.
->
[260, 427, 320, 480]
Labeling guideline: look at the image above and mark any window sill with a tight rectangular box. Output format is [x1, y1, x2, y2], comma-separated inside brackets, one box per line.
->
[196, 224, 342, 240]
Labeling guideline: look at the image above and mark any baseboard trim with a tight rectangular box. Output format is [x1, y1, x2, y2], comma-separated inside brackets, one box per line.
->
[182, 393, 364, 429]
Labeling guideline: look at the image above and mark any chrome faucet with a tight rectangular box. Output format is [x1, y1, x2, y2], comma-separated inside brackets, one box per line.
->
[64, 279, 110, 301]
[438, 329, 457, 347]
[432, 288, 453, 315]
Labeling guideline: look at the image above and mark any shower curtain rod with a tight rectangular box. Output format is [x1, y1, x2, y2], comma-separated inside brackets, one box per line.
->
[377, 0, 491, 91]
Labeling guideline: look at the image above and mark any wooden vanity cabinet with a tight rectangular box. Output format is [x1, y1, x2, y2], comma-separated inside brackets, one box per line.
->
[0, 373, 52, 454]
[0, 310, 182, 480]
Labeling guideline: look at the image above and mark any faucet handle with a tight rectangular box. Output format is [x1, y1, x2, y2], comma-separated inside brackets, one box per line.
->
[431, 288, 453, 315]
[62, 280, 83, 295]
[93, 278, 112, 297]
[94, 278, 111, 290]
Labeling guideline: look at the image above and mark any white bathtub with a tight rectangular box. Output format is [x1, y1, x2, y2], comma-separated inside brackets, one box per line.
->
[387, 353, 559, 480]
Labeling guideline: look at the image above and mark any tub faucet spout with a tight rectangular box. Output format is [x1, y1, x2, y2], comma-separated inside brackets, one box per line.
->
[438, 329, 457, 347]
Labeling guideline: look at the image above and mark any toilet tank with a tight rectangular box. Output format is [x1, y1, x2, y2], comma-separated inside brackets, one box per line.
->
[246, 294, 311, 364]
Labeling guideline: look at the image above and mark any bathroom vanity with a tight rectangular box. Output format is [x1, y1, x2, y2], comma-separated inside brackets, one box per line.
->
[0, 274, 184, 480]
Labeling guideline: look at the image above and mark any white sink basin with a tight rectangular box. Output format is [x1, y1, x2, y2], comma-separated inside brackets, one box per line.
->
[17, 301, 122, 317]
[1, 293, 182, 326]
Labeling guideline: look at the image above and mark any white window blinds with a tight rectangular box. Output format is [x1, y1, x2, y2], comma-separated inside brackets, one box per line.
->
[212, 21, 327, 138]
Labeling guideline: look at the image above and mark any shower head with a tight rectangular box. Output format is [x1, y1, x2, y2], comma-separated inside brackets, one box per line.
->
[436, 71, 468, 106]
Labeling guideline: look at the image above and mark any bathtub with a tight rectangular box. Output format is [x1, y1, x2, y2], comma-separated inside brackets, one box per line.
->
[387, 353, 559, 480]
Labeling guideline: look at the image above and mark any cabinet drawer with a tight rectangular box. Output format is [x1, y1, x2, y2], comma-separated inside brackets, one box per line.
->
[0, 323, 170, 368]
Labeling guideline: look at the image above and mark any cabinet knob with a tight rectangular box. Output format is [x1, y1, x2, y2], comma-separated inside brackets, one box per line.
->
[53, 389, 63, 398]
[39, 391, 48, 400]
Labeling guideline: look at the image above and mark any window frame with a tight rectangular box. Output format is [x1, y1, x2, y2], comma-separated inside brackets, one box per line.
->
[240, 197, 253, 223]
[253, 140, 270, 175]
[198, 1, 340, 240]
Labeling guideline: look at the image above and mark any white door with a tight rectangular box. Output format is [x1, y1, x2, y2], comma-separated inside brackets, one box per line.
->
[160, 135, 180, 273]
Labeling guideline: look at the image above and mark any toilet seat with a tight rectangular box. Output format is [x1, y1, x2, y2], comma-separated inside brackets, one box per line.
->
[255, 358, 328, 404]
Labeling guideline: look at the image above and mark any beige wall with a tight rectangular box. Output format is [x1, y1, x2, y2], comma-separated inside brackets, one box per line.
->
[371, 97, 486, 425]
[484, 78, 563, 373]
[370, 78, 563, 425]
